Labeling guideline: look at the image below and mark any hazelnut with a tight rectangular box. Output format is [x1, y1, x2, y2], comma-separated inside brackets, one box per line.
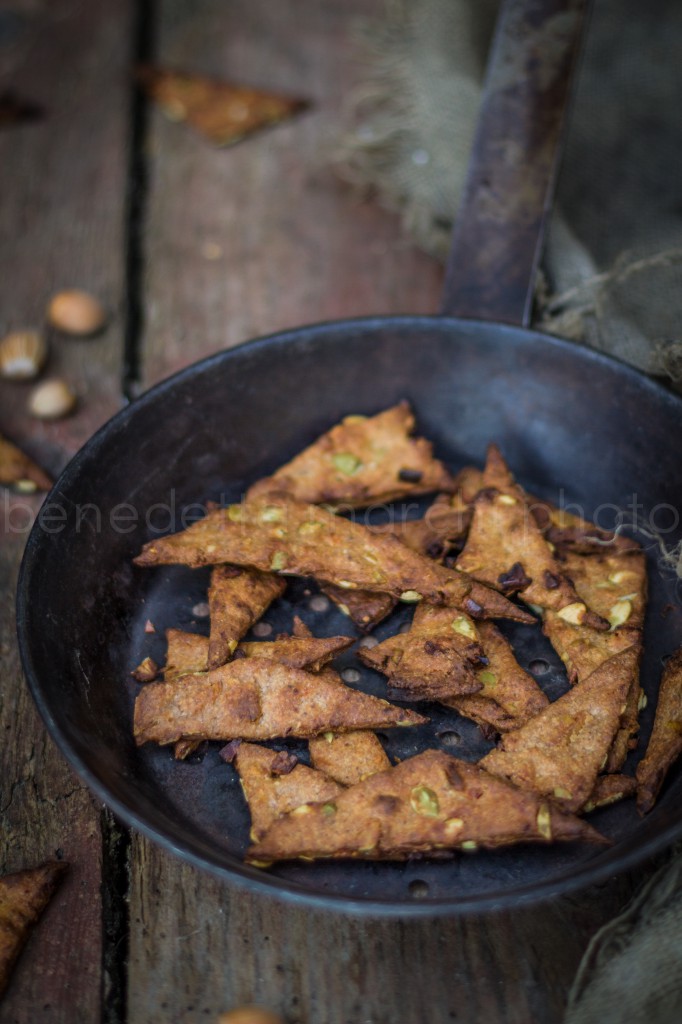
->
[28, 379, 76, 420]
[47, 289, 106, 336]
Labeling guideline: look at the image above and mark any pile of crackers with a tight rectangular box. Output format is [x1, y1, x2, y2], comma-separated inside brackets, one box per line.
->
[131, 403, 682, 866]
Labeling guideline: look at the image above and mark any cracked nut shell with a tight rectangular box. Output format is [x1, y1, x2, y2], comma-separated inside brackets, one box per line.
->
[0, 330, 47, 380]
[28, 379, 76, 420]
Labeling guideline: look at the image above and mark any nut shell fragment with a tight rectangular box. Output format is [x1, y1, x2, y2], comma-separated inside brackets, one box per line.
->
[0, 330, 47, 380]
[28, 379, 76, 420]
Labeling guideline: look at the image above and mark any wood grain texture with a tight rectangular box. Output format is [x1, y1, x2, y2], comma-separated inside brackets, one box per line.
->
[0, 0, 131, 468]
[128, 842, 648, 1024]
[138, 0, 443, 387]
[0, 1, 134, 1019]
[128, 3, 653, 1024]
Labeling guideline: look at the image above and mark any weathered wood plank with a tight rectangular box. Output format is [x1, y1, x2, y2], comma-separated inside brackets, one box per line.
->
[128, 843, 647, 1024]
[138, 0, 443, 388]
[128, 2, 651, 1023]
[0, 1, 134, 1019]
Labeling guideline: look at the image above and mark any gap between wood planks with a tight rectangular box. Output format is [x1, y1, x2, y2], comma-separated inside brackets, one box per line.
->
[101, 2, 157, 1020]
[122, 0, 156, 403]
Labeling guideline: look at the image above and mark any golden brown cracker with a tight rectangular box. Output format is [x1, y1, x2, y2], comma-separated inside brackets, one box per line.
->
[291, 616, 313, 638]
[605, 640, 644, 774]
[247, 749, 605, 864]
[134, 494, 533, 622]
[208, 565, 285, 669]
[321, 583, 397, 631]
[456, 448, 608, 627]
[246, 402, 457, 508]
[138, 66, 308, 147]
[636, 648, 682, 813]
[358, 604, 484, 702]
[584, 774, 637, 812]
[481, 647, 639, 813]
[164, 628, 209, 679]
[542, 612, 639, 685]
[233, 742, 342, 841]
[529, 497, 641, 555]
[163, 627, 353, 681]
[446, 621, 548, 732]
[444, 695, 520, 738]
[0, 860, 67, 997]
[309, 730, 391, 786]
[134, 659, 426, 747]
[559, 550, 647, 630]
[0, 434, 52, 492]
[238, 635, 354, 672]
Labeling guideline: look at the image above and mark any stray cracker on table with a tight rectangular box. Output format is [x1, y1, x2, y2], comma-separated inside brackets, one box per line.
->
[137, 67, 308, 147]
[131, 401, 682, 868]
[0, 860, 67, 997]
[0, 433, 52, 492]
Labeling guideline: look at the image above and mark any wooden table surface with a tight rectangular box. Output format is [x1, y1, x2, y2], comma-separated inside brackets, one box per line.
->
[0, 2, 663, 1022]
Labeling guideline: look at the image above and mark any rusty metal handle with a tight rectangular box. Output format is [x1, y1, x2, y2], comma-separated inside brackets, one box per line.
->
[441, 0, 588, 326]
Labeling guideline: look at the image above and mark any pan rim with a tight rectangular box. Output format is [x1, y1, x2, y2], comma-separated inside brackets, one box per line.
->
[16, 312, 682, 917]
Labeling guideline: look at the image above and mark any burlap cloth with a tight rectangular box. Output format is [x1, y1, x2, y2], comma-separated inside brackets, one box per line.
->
[334, 2, 682, 1020]
[334, 0, 682, 387]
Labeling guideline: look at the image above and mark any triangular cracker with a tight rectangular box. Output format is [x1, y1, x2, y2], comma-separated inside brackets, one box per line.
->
[246, 749, 605, 864]
[584, 774, 637, 813]
[134, 494, 534, 622]
[0, 860, 67, 997]
[636, 648, 682, 813]
[163, 627, 353, 680]
[247, 402, 457, 508]
[207, 565, 285, 669]
[163, 628, 355, 760]
[542, 612, 639, 685]
[605, 640, 644, 773]
[164, 629, 209, 679]
[358, 604, 485, 702]
[529, 497, 641, 555]
[134, 659, 426, 747]
[321, 583, 396, 631]
[0, 434, 52, 492]
[444, 695, 520, 738]
[309, 730, 391, 786]
[481, 647, 639, 812]
[232, 742, 343, 841]
[558, 549, 647, 630]
[138, 66, 308, 147]
[446, 620, 548, 730]
[456, 446, 608, 627]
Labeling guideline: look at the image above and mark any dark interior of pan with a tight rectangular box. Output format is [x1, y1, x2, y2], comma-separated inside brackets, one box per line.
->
[16, 0, 682, 914]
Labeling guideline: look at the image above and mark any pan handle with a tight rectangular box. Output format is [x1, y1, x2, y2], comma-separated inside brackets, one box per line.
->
[440, 0, 588, 327]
